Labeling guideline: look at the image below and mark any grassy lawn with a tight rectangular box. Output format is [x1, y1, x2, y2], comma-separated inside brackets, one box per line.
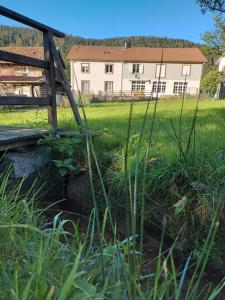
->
[1, 98, 225, 158]
[1, 99, 225, 298]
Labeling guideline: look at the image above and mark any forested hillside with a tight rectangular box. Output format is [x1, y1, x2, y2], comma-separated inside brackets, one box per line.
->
[0, 25, 218, 76]
[0, 25, 198, 57]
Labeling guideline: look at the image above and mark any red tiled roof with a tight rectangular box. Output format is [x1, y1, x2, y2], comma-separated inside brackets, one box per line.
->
[67, 46, 208, 63]
[0, 75, 45, 83]
[0, 47, 44, 64]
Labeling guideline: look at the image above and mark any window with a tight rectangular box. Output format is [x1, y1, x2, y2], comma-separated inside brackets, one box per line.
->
[81, 80, 90, 93]
[81, 63, 90, 73]
[105, 64, 114, 73]
[104, 81, 113, 92]
[173, 82, 188, 94]
[133, 64, 140, 74]
[182, 65, 191, 76]
[155, 64, 166, 78]
[132, 81, 145, 91]
[152, 81, 166, 93]
[129, 64, 144, 74]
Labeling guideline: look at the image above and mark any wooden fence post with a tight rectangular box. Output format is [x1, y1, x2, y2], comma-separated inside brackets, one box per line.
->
[48, 34, 83, 127]
[43, 31, 57, 129]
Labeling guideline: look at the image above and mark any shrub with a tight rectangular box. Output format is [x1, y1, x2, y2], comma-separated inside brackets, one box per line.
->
[201, 70, 225, 93]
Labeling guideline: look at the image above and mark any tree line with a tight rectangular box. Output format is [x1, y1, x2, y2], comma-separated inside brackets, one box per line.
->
[0, 23, 222, 91]
[0, 25, 198, 57]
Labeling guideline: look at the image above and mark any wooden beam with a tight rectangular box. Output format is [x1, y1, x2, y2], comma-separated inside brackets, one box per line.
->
[0, 96, 50, 105]
[0, 5, 65, 38]
[43, 32, 57, 128]
[0, 50, 49, 69]
[49, 35, 83, 127]
[55, 67, 63, 82]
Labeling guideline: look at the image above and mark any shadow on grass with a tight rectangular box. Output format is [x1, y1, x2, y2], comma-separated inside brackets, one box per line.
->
[1, 104, 225, 158]
[57, 105, 225, 158]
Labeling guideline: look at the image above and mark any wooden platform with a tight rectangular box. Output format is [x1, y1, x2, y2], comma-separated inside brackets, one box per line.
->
[0, 126, 83, 151]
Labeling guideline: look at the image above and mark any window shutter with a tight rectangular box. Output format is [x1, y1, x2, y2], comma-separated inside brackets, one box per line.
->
[162, 65, 166, 77]
[129, 64, 133, 73]
[156, 64, 166, 78]
[140, 64, 144, 74]
[182, 65, 191, 76]
[156, 65, 160, 78]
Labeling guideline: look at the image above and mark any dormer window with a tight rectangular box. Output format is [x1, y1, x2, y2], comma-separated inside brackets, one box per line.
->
[105, 64, 113, 74]
[81, 63, 90, 73]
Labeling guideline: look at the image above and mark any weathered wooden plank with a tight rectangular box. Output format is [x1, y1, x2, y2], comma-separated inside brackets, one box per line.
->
[0, 128, 48, 143]
[0, 139, 39, 151]
[0, 96, 50, 105]
[0, 127, 49, 151]
[0, 127, 86, 151]
[0, 126, 18, 132]
[49, 35, 83, 127]
[55, 67, 63, 82]
[0, 5, 65, 38]
[0, 50, 49, 69]
[43, 32, 57, 128]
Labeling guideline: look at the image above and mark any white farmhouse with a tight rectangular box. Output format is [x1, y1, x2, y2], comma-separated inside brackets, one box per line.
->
[67, 45, 207, 98]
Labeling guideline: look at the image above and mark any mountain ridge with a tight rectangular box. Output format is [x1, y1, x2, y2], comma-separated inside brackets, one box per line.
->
[0, 25, 199, 58]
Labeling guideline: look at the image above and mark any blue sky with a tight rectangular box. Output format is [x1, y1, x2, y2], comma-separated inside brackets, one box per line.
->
[0, 0, 214, 43]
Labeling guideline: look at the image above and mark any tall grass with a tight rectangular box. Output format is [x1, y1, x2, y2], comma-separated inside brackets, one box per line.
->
[0, 99, 225, 298]
[82, 99, 224, 298]
[0, 167, 223, 299]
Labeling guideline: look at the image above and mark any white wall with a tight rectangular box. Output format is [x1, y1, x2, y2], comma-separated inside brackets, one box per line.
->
[219, 56, 225, 72]
[122, 79, 200, 96]
[123, 62, 203, 81]
[70, 60, 203, 96]
[71, 61, 123, 94]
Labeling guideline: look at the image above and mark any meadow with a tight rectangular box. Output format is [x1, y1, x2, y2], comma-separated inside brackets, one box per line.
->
[1, 99, 225, 155]
[1, 98, 225, 298]
[1, 98, 225, 167]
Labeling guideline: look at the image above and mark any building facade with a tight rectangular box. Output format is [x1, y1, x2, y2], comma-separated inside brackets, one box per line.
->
[0, 47, 65, 104]
[67, 46, 207, 98]
[0, 47, 44, 97]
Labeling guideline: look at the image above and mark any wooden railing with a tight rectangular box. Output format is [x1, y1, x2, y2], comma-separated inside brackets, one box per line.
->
[0, 5, 82, 128]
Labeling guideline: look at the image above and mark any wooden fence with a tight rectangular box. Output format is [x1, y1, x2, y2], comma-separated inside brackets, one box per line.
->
[0, 5, 82, 128]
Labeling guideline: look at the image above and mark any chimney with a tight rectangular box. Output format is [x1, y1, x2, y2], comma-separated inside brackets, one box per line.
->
[124, 40, 128, 49]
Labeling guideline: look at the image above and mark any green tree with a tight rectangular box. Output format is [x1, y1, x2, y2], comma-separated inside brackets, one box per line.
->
[201, 70, 225, 92]
[200, 14, 225, 76]
[199, 45, 219, 75]
[196, 0, 225, 13]
[202, 16, 225, 52]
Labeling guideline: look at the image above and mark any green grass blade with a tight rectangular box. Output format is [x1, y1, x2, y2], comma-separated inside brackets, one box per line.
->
[58, 246, 83, 300]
